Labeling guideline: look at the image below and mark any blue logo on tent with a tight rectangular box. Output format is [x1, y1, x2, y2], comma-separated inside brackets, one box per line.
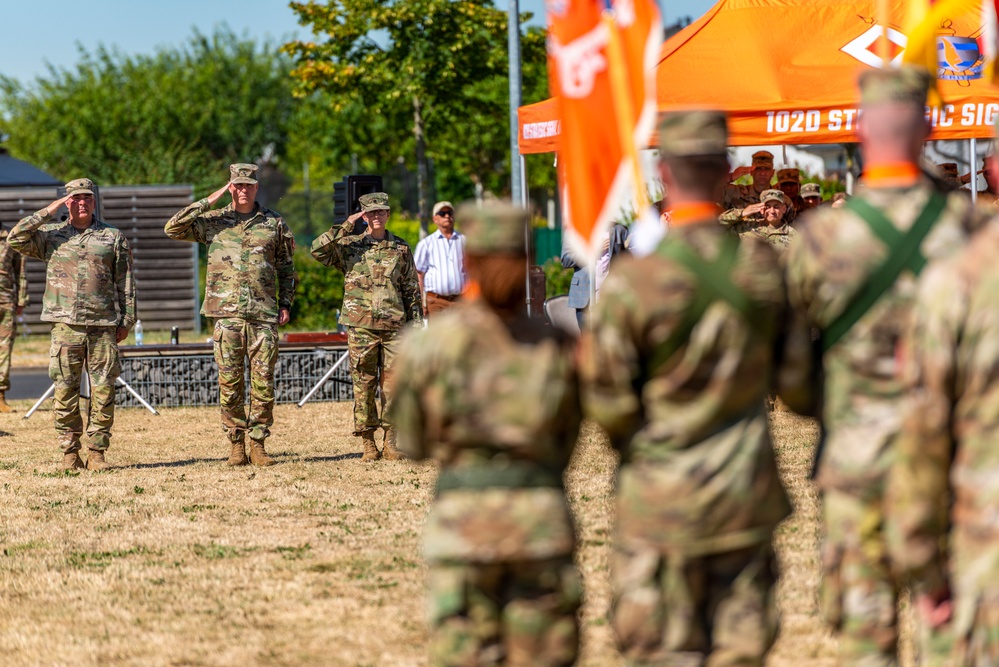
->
[937, 36, 984, 80]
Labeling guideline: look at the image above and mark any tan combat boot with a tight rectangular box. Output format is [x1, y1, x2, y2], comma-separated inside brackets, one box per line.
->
[248, 439, 276, 467]
[360, 431, 381, 463]
[87, 449, 110, 471]
[61, 452, 86, 471]
[0, 392, 13, 413]
[227, 440, 248, 466]
[381, 427, 407, 461]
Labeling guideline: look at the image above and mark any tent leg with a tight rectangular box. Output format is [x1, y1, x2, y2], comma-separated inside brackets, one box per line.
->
[970, 138, 978, 203]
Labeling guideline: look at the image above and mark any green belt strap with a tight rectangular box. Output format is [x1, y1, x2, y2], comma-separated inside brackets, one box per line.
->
[436, 461, 563, 494]
[649, 234, 766, 374]
[822, 192, 947, 352]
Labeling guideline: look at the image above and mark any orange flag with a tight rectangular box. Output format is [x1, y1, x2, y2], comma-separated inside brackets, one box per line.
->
[546, 0, 662, 264]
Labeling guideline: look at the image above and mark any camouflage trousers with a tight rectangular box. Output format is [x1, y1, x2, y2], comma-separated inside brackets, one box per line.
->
[347, 326, 400, 435]
[946, 529, 999, 666]
[820, 489, 951, 667]
[611, 542, 779, 667]
[0, 308, 15, 392]
[427, 556, 581, 667]
[48, 323, 120, 453]
[213, 318, 278, 444]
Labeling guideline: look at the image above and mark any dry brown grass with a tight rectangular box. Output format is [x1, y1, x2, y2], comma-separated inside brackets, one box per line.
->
[0, 402, 913, 666]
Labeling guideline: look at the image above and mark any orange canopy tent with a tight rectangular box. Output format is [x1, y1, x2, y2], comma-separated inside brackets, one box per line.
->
[657, 0, 999, 145]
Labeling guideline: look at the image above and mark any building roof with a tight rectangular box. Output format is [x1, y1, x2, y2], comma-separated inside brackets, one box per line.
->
[0, 151, 60, 187]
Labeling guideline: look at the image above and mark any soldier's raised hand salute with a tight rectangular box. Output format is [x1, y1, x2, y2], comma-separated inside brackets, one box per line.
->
[206, 182, 231, 207]
[44, 194, 71, 217]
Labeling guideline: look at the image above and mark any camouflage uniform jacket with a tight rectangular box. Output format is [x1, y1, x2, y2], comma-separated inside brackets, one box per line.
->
[885, 221, 999, 594]
[719, 209, 798, 251]
[389, 300, 581, 562]
[580, 218, 816, 555]
[0, 228, 28, 310]
[311, 218, 423, 330]
[165, 199, 297, 323]
[784, 178, 991, 496]
[9, 210, 135, 329]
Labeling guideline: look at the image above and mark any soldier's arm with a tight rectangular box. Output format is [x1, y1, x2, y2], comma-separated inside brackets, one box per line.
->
[310, 213, 365, 269]
[15, 254, 28, 308]
[114, 234, 137, 333]
[718, 208, 745, 227]
[276, 218, 298, 313]
[884, 262, 962, 593]
[386, 332, 431, 461]
[399, 247, 424, 325]
[578, 272, 643, 450]
[164, 199, 212, 243]
[9, 207, 57, 261]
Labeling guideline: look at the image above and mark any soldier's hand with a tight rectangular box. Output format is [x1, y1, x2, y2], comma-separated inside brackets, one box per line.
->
[115, 326, 128, 343]
[916, 589, 952, 628]
[743, 203, 765, 217]
[45, 195, 71, 216]
[206, 183, 230, 207]
[278, 308, 290, 326]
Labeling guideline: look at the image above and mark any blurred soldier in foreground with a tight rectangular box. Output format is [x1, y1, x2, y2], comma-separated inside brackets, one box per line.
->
[10, 179, 135, 470]
[165, 164, 297, 467]
[722, 150, 774, 210]
[311, 192, 422, 462]
[784, 66, 990, 666]
[720, 188, 798, 251]
[801, 182, 823, 209]
[885, 217, 999, 665]
[581, 110, 815, 666]
[390, 201, 582, 666]
[0, 221, 28, 412]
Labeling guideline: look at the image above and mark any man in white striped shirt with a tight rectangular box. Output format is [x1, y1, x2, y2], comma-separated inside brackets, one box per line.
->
[415, 201, 467, 319]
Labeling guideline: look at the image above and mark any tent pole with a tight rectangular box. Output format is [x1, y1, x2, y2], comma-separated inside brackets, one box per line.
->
[970, 138, 978, 203]
[523, 153, 533, 316]
[782, 145, 788, 165]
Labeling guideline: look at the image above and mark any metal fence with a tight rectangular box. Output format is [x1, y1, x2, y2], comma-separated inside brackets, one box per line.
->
[117, 348, 352, 408]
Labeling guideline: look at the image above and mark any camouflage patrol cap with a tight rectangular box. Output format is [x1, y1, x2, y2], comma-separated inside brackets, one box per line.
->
[65, 178, 95, 196]
[229, 163, 259, 185]
[858, 65, 932, 107]
[760, 189, 786, 205]
[752, 151, 774, 168]
[801, 182, 822, 198]
[458, 200, 527, 255]
[359, 192, 391, 212]
[777, 168, 800, 184]
[657, 110, 728, 157]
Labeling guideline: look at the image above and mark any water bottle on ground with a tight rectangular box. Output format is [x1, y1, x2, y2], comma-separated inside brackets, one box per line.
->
[135, 320, 144, 346]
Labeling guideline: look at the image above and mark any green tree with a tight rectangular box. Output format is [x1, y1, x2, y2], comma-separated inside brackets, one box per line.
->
[283, 0, 549, 228]
[0, 28, 295, 197]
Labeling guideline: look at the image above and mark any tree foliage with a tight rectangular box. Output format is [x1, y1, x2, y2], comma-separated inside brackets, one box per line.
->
[0, 29, 295, 197]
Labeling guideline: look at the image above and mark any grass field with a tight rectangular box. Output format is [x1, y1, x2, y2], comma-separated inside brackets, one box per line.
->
[0, 399, 915, 666]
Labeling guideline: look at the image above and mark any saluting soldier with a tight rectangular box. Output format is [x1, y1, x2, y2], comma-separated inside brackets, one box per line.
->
[784, 66, 992, 666]
[10, 178, 135, 470]
[311, 193, 422, 462]
[581, 110, 816, 666]
[720, 188, 798, 251]
[165, 163, 297, 467]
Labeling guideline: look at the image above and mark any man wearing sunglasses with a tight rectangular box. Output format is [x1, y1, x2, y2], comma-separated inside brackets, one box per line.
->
[414, 201, 467, 319]
[9, 178, 136, 471]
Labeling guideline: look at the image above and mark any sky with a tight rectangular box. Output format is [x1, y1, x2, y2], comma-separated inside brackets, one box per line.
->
[0, 0, 717, 85]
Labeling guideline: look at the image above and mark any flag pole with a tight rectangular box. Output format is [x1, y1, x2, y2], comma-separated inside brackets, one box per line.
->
[877, 0, 892, 66]
[602, 4, 649, 213]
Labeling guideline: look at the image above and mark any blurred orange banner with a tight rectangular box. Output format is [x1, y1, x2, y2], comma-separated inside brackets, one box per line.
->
[546, 0, 662, 263]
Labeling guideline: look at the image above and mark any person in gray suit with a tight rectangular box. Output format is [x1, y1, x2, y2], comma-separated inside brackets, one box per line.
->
[561, 223, 630, 329]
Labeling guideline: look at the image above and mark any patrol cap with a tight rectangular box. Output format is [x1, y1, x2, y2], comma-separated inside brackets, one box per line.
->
[65, 178, 95, 196]
[359, 192, 390, 212]
[760, 189, 786, 205]
[432, 201, 454, 216]
[458, 200, 527, 255]
[777, 168, 800, 184]
[657, 110, 728, 157]
[858, 65, 932, 107]
[801, 182, 822, 198]
[229, 163, 259, 185]
[752, 151, 774, 169]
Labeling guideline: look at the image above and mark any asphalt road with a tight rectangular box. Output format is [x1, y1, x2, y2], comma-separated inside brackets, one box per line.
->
[9, 368, 52, 400]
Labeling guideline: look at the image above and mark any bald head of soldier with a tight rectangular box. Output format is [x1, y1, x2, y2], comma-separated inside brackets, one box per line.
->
[857, 66, 932, 166]
[657, 110, 730, 206]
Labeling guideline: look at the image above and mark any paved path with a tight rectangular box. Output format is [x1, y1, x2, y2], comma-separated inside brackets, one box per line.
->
[9, 368, 51, 400]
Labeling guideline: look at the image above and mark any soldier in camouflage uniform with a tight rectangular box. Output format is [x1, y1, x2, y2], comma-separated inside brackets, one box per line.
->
[801, 182, 823, 210]
[165, 164, 297, 467]
[720, 188, 798, 251]
[580, 110, 816, 666]
[721, 150, 774, 210]
[783, 66, 992, 667]
[777, 168, 806, 222]
[10, 178, 135, 471]
[885, 216, 999, 666]
[0, 222, 28, 412]
[311, 192, 422, 462]
[389, 200, 582, 667]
